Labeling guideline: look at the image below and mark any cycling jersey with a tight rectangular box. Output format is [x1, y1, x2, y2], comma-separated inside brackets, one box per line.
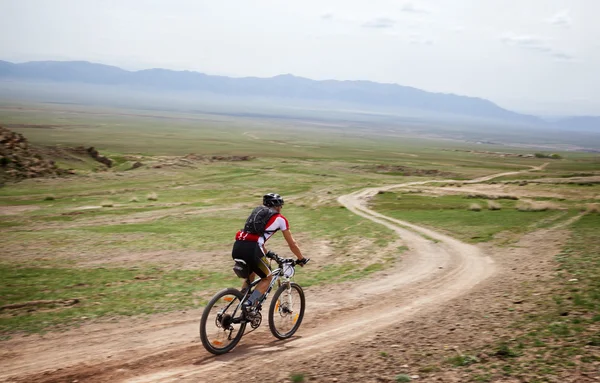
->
[235, 212, 289, 246]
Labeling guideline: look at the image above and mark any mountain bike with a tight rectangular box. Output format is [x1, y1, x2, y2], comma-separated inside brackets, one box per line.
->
[200, 252, 309, 355]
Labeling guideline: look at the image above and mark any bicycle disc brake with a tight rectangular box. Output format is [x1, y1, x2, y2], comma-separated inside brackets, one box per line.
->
[219, 313, 233, 329]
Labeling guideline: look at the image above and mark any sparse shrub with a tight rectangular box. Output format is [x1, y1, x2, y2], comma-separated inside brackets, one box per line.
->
[467, 193, 487, 199]
[533, 152, 562, 159]
[495, 343, 520, 358]
[498, 195, 518, 200]
[516, 201, 559, 212]
[130, 196, 139, 203]
[290, 373, 305, 383]
[585, 203, 600, 213]
[146, 192, 158, 201]
[43, 195, 55, 201]
[101, 200, 114, 208]
[395, 374, 412, 382]
[588, 337, 600, 346]
[379, 351, 389, 357]
[447, 354, 480, 366]
[487, 201, 502, 210]
[419, 365, 440, 373]
[516, 201, 540, 211]
[469, 203, 482, 211]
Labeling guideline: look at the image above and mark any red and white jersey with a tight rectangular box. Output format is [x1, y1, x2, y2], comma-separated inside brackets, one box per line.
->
[235, 213, 290, 246]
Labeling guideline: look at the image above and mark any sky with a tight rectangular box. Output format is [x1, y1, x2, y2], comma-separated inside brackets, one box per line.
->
[0, 0, 598, 116]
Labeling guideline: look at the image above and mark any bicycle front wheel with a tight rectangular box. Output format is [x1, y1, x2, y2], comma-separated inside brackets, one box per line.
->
[200, 288, 246, 355]
[268, 282, 305, 340]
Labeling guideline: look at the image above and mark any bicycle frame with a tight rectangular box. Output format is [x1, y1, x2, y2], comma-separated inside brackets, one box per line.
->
[225, 261, 294, 325]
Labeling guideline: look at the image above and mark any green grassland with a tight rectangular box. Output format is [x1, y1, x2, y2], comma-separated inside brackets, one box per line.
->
[372, 193, 584, 243]
[1, 101, 599, 336]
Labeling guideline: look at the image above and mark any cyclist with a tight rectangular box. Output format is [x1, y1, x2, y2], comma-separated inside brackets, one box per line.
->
[232, 193, 307, 311]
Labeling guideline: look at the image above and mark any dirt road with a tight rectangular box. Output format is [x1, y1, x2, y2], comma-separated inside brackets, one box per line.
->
[0, 171, 521, 383]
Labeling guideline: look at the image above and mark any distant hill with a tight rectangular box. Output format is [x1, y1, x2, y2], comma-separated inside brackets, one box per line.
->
[0, 60, 542, 124]
[554, 116, 600, 132]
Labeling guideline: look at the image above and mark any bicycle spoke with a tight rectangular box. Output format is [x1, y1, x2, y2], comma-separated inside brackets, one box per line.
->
[200, 289, 247, 354]
[269, 283, 305, 339]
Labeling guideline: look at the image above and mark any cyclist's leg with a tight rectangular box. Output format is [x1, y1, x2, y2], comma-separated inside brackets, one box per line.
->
[232, 240, 257, 291]
[242, 272, 256, 291]
[252, 245, 272, 295]
[243, 245, 272, 306]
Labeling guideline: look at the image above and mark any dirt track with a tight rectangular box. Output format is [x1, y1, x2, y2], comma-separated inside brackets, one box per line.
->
[1, 170, 543, 383]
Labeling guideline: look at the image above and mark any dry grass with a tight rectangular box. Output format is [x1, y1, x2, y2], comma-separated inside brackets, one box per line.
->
[100, 200, 114, 208]
[146, 192, 158, 201]
[516, 200, 561, 212]
[130, 196, 139, 203]
[467, 193, 494, 200]
[487, 201, 502, 210]
[585, 203, 600, 213]
[468, 203, 482, 211]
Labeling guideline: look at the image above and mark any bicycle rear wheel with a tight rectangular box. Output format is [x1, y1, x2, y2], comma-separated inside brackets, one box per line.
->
[200, 288, 246, 355]
[268, 282, 305, 340]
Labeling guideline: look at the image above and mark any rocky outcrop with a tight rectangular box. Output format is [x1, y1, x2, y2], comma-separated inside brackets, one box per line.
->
[0, 126, 67, 183]
[85, 147, 113, 167]
[184, 154, 253, 162]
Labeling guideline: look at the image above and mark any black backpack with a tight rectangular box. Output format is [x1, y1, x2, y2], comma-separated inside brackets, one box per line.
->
[243, 206, 277, 236]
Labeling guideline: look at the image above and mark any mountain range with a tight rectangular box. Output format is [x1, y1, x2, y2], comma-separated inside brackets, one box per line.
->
[0, 60, 597, 131]
[0, 60, 540, 123]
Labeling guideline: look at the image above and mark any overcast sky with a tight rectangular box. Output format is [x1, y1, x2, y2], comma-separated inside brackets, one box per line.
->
[1, 0, 598, 115]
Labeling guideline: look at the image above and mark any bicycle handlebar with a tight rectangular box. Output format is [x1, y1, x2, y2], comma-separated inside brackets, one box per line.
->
[266, 251, 310, 267]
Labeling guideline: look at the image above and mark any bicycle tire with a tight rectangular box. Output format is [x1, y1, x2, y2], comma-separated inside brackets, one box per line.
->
[200, 287, 246, 355]
[268, 282, 305, 340]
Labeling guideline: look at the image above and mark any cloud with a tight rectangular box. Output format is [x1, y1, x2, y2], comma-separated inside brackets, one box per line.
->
[500, 33, 574, 60]
[362, 17, 396, 28]
[321, 13, 334, 21]
[408, 33, 434, 45]
[501, 34, 552, 52]
[401, 2, 430, 14]
[546, 10, 572, 28]
[551, 52, 575, 60]
[452, 26, 465, 33]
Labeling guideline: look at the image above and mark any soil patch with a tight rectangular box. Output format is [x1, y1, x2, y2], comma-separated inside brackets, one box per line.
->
[0, 205, 39, 216]
[359, 164, 456, 178]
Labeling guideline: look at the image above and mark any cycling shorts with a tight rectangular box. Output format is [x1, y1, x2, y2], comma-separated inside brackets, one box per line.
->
[231, 240, 271, 278]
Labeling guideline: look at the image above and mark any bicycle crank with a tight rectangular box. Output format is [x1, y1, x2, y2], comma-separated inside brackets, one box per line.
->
[250, 311, 262, 329]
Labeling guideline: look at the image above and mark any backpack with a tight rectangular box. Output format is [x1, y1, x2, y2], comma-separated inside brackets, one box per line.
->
[243, 206, 277, 235]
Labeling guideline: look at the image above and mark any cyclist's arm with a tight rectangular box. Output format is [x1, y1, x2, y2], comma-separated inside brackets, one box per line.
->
[282, 229, 304, 260]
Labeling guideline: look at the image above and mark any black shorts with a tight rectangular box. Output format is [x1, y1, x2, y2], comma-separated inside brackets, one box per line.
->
[231, 240, 271, 278]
